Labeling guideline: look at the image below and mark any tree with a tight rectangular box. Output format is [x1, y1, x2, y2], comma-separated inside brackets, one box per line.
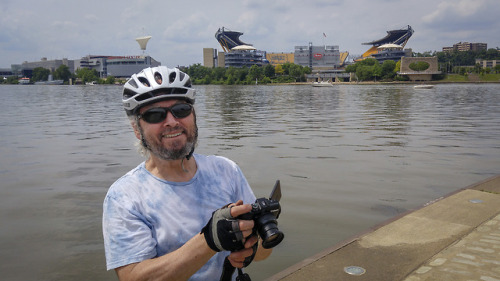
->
[345, 64, 357, 73]
[248, 65, 264, 82]
[275, 64, 284, 75]
[356, 65, 373, 81]
[76, 68, 99, 84]
[288, 64, 302, 82]
[53, 65, 72, 82]
[495, 65, 500, 74]
[264, 64, 275, 78]
[105, 76, 116, 84]
[381, 60, 396, 79]
[32, 67, 51, 82]
[372, 63, 382, 81]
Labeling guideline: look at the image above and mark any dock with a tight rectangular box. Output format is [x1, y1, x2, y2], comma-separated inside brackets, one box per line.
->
[266, 175, 500, 280]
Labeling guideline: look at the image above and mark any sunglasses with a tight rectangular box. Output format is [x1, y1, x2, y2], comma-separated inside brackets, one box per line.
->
[138, 104, 193, 123]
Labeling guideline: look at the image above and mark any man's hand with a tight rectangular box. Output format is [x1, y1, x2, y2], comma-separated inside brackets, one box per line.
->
[201, 200, 256, 253]
[227, 201, 259, 268]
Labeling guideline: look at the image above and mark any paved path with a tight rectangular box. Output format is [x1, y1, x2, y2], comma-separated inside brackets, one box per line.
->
[266, 175, 500, 281]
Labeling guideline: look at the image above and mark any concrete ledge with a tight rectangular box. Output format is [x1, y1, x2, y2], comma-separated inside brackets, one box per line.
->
[266, 175, 500, 281]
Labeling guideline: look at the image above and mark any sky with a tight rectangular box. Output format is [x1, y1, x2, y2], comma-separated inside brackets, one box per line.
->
[1, 0, 499, 68]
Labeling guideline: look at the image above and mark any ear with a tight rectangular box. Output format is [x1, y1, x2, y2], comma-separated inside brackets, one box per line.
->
[130, 120, 141, 140]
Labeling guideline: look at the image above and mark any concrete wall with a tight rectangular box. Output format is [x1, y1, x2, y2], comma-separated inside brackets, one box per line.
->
[399, 57, 440, 81]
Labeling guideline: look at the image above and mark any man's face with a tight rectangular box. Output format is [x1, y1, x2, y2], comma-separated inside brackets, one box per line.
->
[134, 99, 198, 160]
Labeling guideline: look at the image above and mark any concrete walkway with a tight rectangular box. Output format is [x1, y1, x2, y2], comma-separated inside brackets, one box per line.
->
[266, 175, 500, 281]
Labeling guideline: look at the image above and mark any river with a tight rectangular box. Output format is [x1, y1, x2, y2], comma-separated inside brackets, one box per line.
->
[0, 83, 499, 280]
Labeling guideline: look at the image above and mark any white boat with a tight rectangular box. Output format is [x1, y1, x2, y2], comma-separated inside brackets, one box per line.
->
[414, 84, 434, 89]
[18, 77, 30, 84]
[312, 81, 333, 87]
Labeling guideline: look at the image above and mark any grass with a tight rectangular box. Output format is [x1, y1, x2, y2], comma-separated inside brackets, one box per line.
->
[441, 73, 500, 82]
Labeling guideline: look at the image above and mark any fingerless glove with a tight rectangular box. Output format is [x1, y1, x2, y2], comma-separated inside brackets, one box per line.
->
[201, 206, 245, 252]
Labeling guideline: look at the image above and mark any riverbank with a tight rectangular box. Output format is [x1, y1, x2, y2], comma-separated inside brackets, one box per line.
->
[266, 175, 500, 281]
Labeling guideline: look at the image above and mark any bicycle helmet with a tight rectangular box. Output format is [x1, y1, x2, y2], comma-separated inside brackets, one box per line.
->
[123, 66, 195, 116]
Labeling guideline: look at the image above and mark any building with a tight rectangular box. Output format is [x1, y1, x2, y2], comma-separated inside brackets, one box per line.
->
[266, 53, 294, 66]
[359, 25, 414, 60]
[475, 59, 500, 69]
[294, 43, 342, 70]
[13, 55, 160, 79]
[100, 55, 160, 78]
[443, 42, 487, 52]
[211, 27, 269, 68]
[20, 57, 75, 78]
[224, 47, 267, 68]
[371, 44, 412, 63]
[203, 48, 225, 68]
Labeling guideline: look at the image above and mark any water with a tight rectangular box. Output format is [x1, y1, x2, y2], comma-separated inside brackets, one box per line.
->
[0, 83, 499, 280]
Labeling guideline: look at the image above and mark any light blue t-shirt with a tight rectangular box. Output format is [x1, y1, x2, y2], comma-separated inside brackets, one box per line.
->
[102, 154, 256, 280]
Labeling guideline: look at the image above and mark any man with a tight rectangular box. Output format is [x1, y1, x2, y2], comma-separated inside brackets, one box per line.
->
[103, 66, 272, 280]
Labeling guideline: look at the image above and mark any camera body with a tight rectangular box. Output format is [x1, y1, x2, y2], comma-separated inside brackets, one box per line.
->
[238, 197, 283, 249]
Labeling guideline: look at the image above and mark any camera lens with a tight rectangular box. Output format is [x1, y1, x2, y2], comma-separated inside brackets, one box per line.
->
[262, 231, 284, 249]
[256, 213, 284, 249]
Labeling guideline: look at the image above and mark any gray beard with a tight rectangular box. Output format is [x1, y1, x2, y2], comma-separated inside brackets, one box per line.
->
[139, 124, 198, 161]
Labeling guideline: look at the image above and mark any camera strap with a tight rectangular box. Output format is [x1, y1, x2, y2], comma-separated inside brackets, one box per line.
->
[219, 243, 257, 281]
[220, 258, 252, 281]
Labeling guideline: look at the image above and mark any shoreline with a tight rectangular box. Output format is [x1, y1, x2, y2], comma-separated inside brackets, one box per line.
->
[266, 80, 500, 86]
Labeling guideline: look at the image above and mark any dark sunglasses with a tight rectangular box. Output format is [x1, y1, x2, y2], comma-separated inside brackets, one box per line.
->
[138, 104, 193, 123]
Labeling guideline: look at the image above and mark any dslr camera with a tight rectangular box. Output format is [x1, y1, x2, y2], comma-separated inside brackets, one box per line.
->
[238, 180, 284, 249]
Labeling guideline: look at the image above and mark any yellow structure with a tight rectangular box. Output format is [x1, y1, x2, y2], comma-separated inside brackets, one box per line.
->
[266, 53, 294, 66]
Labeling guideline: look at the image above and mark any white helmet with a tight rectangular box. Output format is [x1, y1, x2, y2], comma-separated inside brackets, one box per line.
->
[123, 66, 196, 116]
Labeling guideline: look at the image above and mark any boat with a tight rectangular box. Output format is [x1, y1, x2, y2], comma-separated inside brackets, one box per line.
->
[18, 77, 30, 84]
[312, 81, 333, 87]
[414, 84, 434, 89]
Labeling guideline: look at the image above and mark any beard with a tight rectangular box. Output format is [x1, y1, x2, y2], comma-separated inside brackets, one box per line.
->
[138, 121, 198, 161]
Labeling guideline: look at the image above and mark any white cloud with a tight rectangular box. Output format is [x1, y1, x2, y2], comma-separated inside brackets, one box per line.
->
[0, 0, 499, 68]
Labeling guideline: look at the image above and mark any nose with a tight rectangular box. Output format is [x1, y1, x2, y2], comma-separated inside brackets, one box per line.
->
[162, 110, 179, 127]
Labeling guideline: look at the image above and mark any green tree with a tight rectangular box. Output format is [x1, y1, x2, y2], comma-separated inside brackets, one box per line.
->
[53, 65, 71, 82]
[275, 64, 284, 75]
[32, 67, 51, 82]
[356, 65, 373, 81]
[381, 60, 397, 79]
[409, 61, 430, 71]
[288, 64, 302, 81]
[248, 65, 264, 82]
[372, 63, 382, 81]
[76, 68, 99, 84]
[495, 65, 500, 74]
[345, 64, 357, 73]
[105, 76, 116, 84]
[264, 64, 275, 78]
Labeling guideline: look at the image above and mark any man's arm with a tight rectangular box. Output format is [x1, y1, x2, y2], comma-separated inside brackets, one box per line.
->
[115, 203, 258, 281]
[115, 233, 214, 281]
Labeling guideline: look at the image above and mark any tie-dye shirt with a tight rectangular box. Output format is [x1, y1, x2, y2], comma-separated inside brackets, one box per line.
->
[102, 154, 256, 280]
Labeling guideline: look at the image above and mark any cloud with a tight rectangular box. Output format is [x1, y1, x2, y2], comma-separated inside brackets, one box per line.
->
[0, 0, 498, 68]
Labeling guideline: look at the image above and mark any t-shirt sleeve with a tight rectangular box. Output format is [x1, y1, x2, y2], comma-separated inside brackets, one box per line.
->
[231, 161, 257, 204]
[102, 195, 157, 270]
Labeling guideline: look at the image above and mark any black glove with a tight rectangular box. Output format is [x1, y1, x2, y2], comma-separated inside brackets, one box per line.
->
[201, 205, 246, 252]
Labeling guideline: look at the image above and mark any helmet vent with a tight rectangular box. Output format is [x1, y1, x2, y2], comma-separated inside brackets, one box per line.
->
[138, 77, 150, 87]
[154, 72, 162, 84]
[184, 78, 192, 88]
[169, 72, 176, 83]
[128, 79, 139, 89]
